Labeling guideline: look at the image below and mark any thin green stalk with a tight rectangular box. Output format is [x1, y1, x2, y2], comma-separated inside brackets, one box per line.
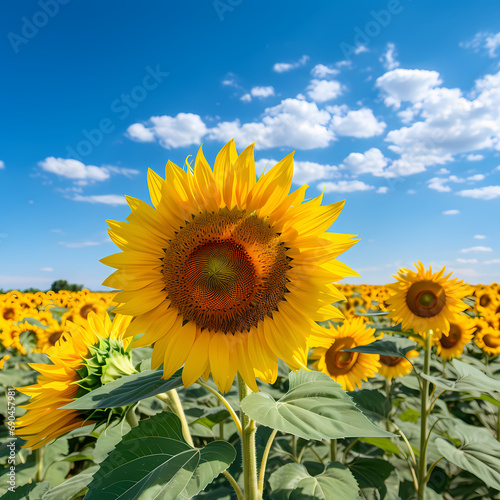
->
[238, 373, 259, 500]
[197, 379, 242, 435]
[258, 429, 278, 496]
[330, 439, 337, 462]
[342, 438, 360, 463]
[223, 470, 244, 500]
[35, 447, 44, 482]
[157, 390, 193, 447]
[417, 330, 433, 500]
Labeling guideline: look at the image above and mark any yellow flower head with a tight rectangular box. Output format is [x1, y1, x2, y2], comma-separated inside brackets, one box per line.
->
[310, 318, 380, 391]
[16, 312, 134, 449]
[475, 327, 500, 356]
[378, 350, 418, 380]
[386, 262, 471, 336]
[101, 140, 358, 393]
[434, 316, 474, 360]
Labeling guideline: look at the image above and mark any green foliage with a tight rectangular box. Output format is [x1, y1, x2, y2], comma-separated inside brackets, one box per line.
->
[85, 411, 236, 499]
[269, 462, 360, 499]
[240, 370, 393, 440]
[344, 338, 418, 358]
[50, 279, 83, 292]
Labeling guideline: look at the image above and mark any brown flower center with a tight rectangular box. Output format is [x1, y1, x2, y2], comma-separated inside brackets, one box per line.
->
[325, 337, 358, 375]
[2, 307, 15, 320]
[406, 280, 446, 318]
[380, 355, 403, 367]
[163, 208, 290, 333]
[439, 323, 461, 349]
[483, 334, 500, 348]
[79, 304, 97, 319]
[479, 294, 491, 308]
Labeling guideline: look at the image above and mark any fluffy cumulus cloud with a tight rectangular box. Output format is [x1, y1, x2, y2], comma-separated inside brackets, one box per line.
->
[378, 69, 500, 176]
[329, 106, 386, 138]
[460, 246, 493, 253]
[456, 186, 500, 200]
[311, 64, 339, 78]
[209, 99, 334, 150]
[255, 158, 338, 185]
[306, 79, 342, 102]
[273, 55, 309, 73]
[443, 209, 459, 215]
[127, 113, 208, 149]
[376, 69, 442, 108]
[428, 174, 485, 193]
[242, 86, 276, 102]
[319, 180, 374, 193]
[342, 148, 389, 176]
[461, 31, 500, 58]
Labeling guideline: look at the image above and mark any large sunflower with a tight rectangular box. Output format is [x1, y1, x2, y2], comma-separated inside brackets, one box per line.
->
[475, 327, 500, 356]
[378, 350, 418, 380]
[386, 262, 471, 336]
[310, 318, 380, 391]
[434, 316, 474, 360]
[16, 312, 134, 449]
[101, 140, 358, 393]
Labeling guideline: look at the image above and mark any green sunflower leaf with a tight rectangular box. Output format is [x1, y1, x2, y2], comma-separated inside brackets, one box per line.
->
[63, 369, 183, 410]
[343, 338, 417, 358]
[240, 370, 394, 440]
[84, 411, 236, 500]
[269, 462, 360, 499]
[435, 422, 500, 490]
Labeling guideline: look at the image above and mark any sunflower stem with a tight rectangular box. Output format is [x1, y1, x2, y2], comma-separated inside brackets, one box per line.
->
[258, 429, 278, 495]
[497, 406, 500, 442]
[417, 330, 433, 500]
[159, 390, 194, 447]
[125, 405, 139, 428]
[35, 446, 44, 482]
[238, 373, 259, 500]
[330, 439, 337, 462]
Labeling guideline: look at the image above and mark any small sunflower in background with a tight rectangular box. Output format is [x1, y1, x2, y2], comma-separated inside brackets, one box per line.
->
[310, 318, 380, 391]
[101, 140, 358, 393]
[475, 327, 500, 356]
[378, 350, 419, 380]
[434, 317, 475, 360]
[16, 312, 135, 450]
[386, 262, 471, 337]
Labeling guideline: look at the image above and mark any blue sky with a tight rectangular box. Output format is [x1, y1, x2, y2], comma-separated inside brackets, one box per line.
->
[1, 0, 500, 290]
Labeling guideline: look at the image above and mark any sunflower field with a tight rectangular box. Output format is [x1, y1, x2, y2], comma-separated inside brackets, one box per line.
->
[2, 144, 500, 500]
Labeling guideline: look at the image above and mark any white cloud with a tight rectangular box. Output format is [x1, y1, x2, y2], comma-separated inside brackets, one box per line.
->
[354, 45, 369, 55]
[376, 186, 389, 194]
[273, 55, 309, 73]
[255, 158, 338, 184]
[39, 157, 110, 181]
[208, 98, 334, 150]
[460, 246, 493, 253]
[461, 32, 500, 58]
[466, 153, 484, 161]
[484, 258, 500, 264]
[311, 64, 339, 78]
[319, 180, 374, 193]
[40, 267, 54, 272]
[71, 194, 127, 206]
[376, 68, 442, 108]
[127, 113, 208, 149]
[126, 123, 155, 142]
[380, 43, 399, 71]
[407, 189, 416, 194]
[457, 186, 500, 200]
[467, 174, 485, 181]
[251, 86, 275, 98]
[437, 168, 451, 175]
[0, 161, 4, 169]
[443, 209, 459, 215]
[428, 177, 452, 192]
[59, 241, 101, 248]
[342, 148, 389, 176]
[329, 107, 386, 138]
[474, 234, 486, 239]
[307, 79, 342, 102]
[240, 93, 252, 102]
[457, 258, 477, 264]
